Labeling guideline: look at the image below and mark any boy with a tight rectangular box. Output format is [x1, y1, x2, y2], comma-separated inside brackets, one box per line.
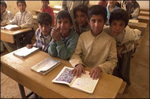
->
[126, 0, 140, 19]
[69, 5, 117, 79]
[103, 9, 141, 86]
[7, 0, 34, 46]
[106, 0, 119, 25]
[61, 0, 89, 30]
[40, 0, 54, 25]
[0, 0, 13, 52]
[26, 12, 52, 53]
[48, 10, 79, 60]
[73, 4, 90, 35]
[0, 0, 13, 26]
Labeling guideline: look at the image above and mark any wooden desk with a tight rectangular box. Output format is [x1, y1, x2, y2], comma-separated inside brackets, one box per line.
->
[128, 22, 148, 35]
[138, 15, 149, 23]
[1, 28, 32, 48]
[140, 11, 149, 16]
[1, 50, 123, 98]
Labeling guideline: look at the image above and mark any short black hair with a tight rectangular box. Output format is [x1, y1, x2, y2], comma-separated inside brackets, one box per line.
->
[109, 9, 129, 27]
[17, 0, 26, 6]
[88, 5, 107, 21]
[41, 0, 49, 3]
[37, 12, 52, 25]
[56, 10, 72, 24]
[73, 4, 89, 18]
[0, 0, 7, 8]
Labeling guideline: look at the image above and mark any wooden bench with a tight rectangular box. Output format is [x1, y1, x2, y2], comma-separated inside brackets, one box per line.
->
[140, 11, 149, 16]
[138, 15, 149, 23]
[140, 8, 149, 12]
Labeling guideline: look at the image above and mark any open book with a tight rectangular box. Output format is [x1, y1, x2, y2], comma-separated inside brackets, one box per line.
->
[13, 47, 39, 58]
[1, 24, 18, 30]
[31, 58, 61, 75]
[52, 66, 99, 94]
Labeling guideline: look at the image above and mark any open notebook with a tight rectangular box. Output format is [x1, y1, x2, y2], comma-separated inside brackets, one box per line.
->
[52, 66, 99, 94]
[13, 47, 39, 58]
[1, 24, 18, 30]
[31, 58, 61, 75]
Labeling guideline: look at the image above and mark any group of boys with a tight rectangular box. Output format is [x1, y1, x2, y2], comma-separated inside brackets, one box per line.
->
[1, 0, 142, 98]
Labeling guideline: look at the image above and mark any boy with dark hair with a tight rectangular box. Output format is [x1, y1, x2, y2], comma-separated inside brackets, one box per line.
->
[0, 0, 13, 26]
[69, 5, 117, 79]
[61, 0, 89, 30]
[40, 0, 54, 25]
[26, 12, 52, 53]
[73, 4, 90, 35]
[0, 0, 13, 52]
[48, 10, 79, 60]
[104, 8, 141, 86]
[3, 0, 34, 52]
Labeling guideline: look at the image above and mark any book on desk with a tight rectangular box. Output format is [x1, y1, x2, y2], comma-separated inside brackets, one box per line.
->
[31, 58, 61, 75]
[52, 66, 99, 94]
[1, 24, 19, 30]
[13, 47, 39, 59]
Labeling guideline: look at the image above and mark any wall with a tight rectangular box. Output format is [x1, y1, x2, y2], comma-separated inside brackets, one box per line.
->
[6, 1, 149, 15]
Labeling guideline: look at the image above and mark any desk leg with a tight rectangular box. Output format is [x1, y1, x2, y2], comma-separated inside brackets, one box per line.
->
[15, 35, 21, 49]
[18, 83, 26, 98]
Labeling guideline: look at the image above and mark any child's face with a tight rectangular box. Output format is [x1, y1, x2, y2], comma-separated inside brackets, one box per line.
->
[89, 15, 106, 36]
[56, 18, 72, 35]
[38, 23, 51, 36]
[0, 4, 6, 14]
[17, 3, 26, 12]
[110, 20, 126, 36]
[75, 11, 88, 26]
[42, 1, 49, 7]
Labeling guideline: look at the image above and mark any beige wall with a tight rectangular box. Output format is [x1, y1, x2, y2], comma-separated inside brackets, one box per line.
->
[6, 1, 149, 15]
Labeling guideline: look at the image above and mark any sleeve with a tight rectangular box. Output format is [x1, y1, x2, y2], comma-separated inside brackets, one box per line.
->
[48, 40, 58, 57]
[126, 26, 142, 41]
[20, 12, 33, 28]
[33, 29, 39, 47]
[98, 40, 118, 74]
[1, 11, 14, 25]
[131, 8, 140, 19]
[69, 36, 85, 67]
[8, 13, 18, 25]
[55, 34, 79, 60]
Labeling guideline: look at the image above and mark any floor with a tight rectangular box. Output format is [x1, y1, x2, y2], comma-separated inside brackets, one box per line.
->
[1, 26, 149, 98]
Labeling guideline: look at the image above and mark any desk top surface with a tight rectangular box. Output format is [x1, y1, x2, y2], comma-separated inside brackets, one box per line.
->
[1, 28, 32, 35]
[1, 49, 123, 98]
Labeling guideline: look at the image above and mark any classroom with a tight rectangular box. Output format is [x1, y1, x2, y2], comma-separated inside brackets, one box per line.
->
[1, 0, 149, 98]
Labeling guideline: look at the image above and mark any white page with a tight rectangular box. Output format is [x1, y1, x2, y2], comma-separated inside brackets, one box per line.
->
[14, 47, 39, 57]
[71, 71, 99, 94]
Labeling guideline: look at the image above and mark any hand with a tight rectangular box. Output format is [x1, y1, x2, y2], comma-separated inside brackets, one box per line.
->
[89, 66, 102, 80]
[10, 26, 21, 31]
[26, 44, 33, 49]
[51, 28, 61, 42]
[72, 64, 85, 78]
[1, 23, 7, 27]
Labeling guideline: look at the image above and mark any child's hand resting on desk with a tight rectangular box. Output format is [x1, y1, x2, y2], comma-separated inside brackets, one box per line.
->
[26, 44, 33, 49]
[90, 66, 102, 80]
[72, 64, 85, 78]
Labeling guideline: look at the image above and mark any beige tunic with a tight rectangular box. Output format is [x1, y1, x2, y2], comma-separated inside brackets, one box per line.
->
[69, 30, 117, 74]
